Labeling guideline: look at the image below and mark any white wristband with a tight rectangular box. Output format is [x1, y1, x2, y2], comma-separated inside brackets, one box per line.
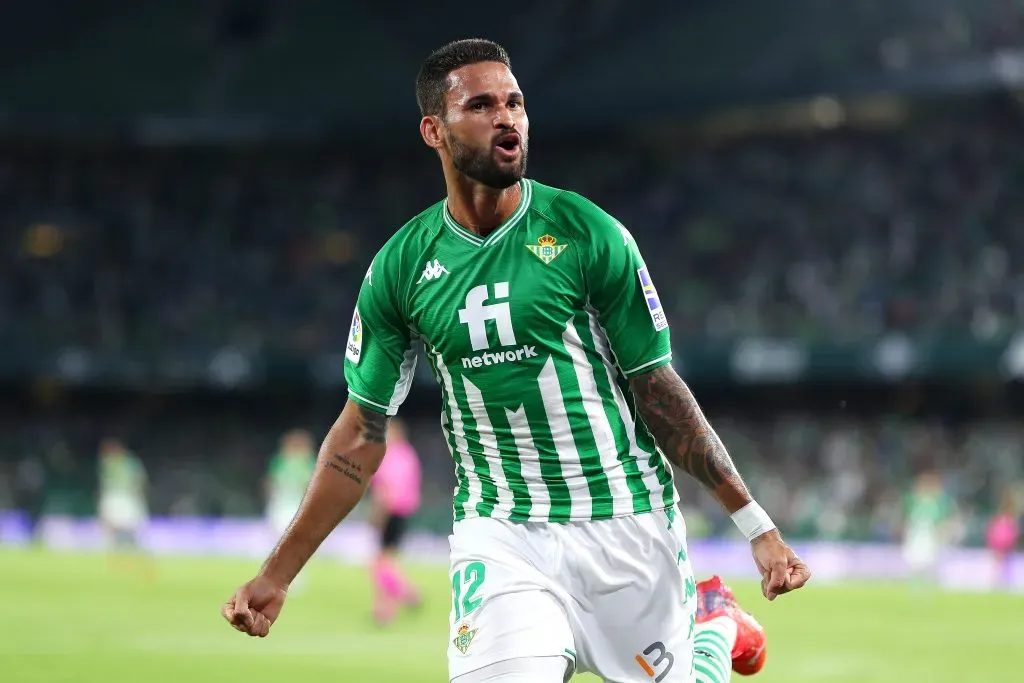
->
[731, 501, 777, 541]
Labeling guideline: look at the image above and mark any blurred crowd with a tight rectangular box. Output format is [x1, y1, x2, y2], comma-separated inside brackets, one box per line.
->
[3, 71, 1024, 551]
[7, 0, 1024, 123]
[832, 0, 1024, 71]
[3, 101, 1024, 359]
[631, 108, 1024, 344]
[1, 407, 1021, 547]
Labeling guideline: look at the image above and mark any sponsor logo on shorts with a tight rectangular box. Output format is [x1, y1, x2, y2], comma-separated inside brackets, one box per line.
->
[452, 622, 478, 654]
[636, 641, 675, 681]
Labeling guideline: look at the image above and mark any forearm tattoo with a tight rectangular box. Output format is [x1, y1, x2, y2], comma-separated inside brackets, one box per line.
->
[325, 454, 365, 485]
[321, 406, 388, 485]
[630, 365, 751, 511]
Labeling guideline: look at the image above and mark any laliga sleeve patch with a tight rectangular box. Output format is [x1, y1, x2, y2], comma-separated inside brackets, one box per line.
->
[637, 266, 668, 332]
[346, 308, 363, 363]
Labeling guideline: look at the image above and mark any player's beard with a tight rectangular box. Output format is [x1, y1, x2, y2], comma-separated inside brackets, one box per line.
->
[447, 131, 528, 189]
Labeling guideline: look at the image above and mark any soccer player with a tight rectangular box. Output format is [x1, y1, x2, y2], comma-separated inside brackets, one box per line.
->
[368, 417, 423, 623]
[96, 438, 150, 572]
[901, 468, 957, 588]
[223, 39, 810, 683]
[265, 430, 317, 590]
[265, 429, 317, 541]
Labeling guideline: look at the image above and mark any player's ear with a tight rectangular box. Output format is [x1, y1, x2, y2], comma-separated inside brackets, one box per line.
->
[420, 115, 445, 151]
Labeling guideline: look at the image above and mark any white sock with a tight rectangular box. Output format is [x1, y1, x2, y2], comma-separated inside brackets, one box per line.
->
[693, 616, 737, 683]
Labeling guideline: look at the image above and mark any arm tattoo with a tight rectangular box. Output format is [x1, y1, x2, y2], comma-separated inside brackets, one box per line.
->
[356, 405, 389, 444]
[630, 365, 751, 512]
[326, 454, 365, 485]
[321, 406, 388, 485]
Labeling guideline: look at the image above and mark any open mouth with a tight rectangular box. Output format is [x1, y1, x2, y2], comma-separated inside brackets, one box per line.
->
[494, 133, 521, 156]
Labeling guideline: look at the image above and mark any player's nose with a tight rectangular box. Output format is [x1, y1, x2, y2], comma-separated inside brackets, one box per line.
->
[493, 106, 515, 128]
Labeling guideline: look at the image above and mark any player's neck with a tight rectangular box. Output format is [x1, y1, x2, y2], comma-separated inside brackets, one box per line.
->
[445, 175, 522, 238]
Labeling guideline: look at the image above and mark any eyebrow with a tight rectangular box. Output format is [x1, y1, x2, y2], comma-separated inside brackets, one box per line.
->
[464, 91, 524, 106]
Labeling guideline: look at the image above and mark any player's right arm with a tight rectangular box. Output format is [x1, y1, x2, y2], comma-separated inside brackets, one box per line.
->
[262, 401, 388, 583]
[222, 402, 388, 637]
[223, 250, 415, 637]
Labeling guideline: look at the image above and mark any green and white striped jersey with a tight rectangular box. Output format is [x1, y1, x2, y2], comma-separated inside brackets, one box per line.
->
[344, 179, 677, 522]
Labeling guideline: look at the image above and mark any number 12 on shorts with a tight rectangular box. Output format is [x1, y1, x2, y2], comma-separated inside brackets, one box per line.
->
[451, 561, 486, 621]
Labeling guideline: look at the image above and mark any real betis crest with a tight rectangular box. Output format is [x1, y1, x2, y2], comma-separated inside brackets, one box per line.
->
[526, 234, 568, 264]
[453, 623, 478, 654]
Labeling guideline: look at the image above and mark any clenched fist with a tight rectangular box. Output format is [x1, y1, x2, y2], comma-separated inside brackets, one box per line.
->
[751, 529, 811, 601]
[221, 575, 289, 637]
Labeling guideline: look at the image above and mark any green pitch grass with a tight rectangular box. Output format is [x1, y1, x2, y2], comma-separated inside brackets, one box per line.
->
[0, 547, 1018, 682]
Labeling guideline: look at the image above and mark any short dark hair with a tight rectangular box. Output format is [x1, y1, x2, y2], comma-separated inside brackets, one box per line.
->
[416, 39, 511, 118]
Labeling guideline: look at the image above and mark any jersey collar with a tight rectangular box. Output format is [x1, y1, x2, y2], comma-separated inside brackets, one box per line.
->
[442, 179, 532, 247]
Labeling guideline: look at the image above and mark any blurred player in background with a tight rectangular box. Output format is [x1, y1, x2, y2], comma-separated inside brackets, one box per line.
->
[265, 429, 316, 539]
[264, 429, 317, 589]
[901, 468, 957, 588]
[985, 487, 1019, 589]
[97, 438, 152, 575]
[368, 417, 423, 624]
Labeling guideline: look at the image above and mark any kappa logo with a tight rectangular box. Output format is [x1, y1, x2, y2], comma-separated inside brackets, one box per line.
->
[617, 222, 634, 246]
[417, 259, 450, 284]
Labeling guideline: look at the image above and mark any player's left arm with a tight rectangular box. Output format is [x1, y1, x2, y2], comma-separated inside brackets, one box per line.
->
[568, 190, 810, 600]
[629, 366, 750, 512]
[629, 366, 811, 599]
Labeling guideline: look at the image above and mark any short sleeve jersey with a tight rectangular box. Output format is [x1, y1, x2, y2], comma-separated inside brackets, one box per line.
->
[345, 179, 677, 522]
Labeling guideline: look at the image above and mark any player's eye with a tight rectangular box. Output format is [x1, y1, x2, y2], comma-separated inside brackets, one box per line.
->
[508, 100, 521, 109]
[471, 102, 487, 111]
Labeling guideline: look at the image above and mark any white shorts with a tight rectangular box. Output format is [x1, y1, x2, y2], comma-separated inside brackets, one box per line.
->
[267, 501, 300, 537]
[98, 494, 147, 531]
[447, 507, 698, 682]
[903, 532, 940, 572]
